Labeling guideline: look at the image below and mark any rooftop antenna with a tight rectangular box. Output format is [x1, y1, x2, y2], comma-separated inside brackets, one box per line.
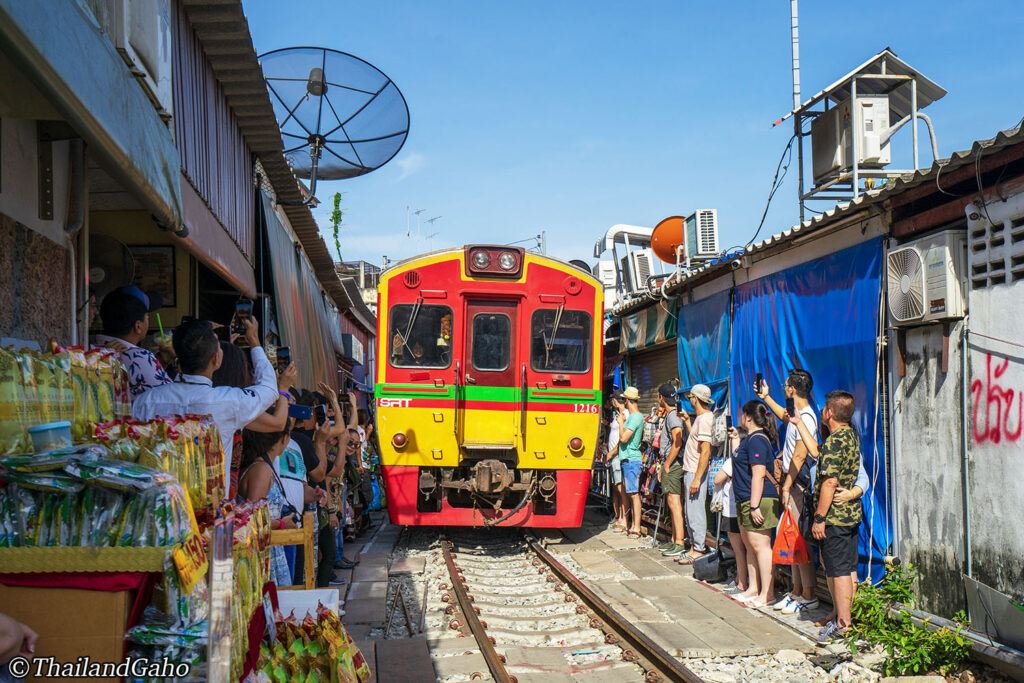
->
[413, 208, 426, 239]
[425, 231, 440, 251]
[790, 0, 804, 224]
[259, 47, 410, 205]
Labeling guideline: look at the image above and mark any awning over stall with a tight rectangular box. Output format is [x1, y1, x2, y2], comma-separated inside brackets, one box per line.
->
[261, 192, 340, 390]
[619, 300, 677, 353]
[0, 0, 183, 231]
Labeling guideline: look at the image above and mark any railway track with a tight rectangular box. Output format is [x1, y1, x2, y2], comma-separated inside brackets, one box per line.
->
[434, 530, 705, 683]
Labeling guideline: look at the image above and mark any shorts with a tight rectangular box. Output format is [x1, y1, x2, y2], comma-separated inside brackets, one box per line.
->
[621, 459, 643, 495]
[610, 456, 623, 485]
[662, 463, 684, 495]
[785, 484, 807, 518]
[738, 498, 781, 532]
[820, 523, 859, 577]
[724, 515, 740, 534]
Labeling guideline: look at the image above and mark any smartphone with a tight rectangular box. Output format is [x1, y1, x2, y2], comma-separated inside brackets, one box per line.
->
[726, 415, 733, 430]
[232, 298, 254, 340]
[754, 372, 763, 395]
[288, 404, 312, 420]
[314, 404, 327, 426]
[277, 346, 291, 370]
[785, 396, 796, 418]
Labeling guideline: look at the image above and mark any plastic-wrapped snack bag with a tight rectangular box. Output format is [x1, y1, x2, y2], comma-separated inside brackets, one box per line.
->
[0, 486, 12, 547]
[96, 489, 127, 547]
[47, 344, 75, 426]
[29, 351, 62, 426]
[0, 348, 29, 454]
[14, 351, 42, 443]
[67, 347, 93, 441]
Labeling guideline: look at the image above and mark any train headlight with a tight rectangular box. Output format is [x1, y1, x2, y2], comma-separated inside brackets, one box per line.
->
[568, 437, 583, 452]
[392, 433, 407, 448]
[498, 252, 517, 270]
[472, 251, 491, 269]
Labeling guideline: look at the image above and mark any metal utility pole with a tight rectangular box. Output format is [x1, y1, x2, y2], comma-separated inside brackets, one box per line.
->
[541, 230, 547, 254]
[790, 0, 805, 224]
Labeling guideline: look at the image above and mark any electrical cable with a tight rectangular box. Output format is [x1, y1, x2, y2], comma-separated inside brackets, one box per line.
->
[745, 134, 797, 249]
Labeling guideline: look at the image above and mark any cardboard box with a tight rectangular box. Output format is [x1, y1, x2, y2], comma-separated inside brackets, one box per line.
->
[0, 584, 133, 682]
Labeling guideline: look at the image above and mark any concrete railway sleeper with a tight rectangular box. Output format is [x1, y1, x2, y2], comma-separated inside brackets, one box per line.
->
[437, 531, 705, 683]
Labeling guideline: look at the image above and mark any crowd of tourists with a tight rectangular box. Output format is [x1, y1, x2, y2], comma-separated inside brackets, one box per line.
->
[105, 285, 380, 589]
[599, 369, 869, 643]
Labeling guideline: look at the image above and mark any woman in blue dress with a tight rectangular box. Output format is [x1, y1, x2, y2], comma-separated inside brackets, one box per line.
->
[238, 420, 298, 588]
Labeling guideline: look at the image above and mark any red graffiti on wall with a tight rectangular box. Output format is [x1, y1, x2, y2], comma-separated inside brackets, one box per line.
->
[972, 354, 1023, 444]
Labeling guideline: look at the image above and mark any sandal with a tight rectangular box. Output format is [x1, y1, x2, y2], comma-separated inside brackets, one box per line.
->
[676, 550, 708, 565]
[626, 531, 641, 539]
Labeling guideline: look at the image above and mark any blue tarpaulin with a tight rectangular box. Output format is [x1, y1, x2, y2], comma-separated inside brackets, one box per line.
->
[677, 289, 732, 409]
[729, 238, 889, 581]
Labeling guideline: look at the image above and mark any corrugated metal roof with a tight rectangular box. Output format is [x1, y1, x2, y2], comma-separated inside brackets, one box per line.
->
[180, 0, 353, 310]
[613, 122, 1024, 317]
[776, 48, 947, 125]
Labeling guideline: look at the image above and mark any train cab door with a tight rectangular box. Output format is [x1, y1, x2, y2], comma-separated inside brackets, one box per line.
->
[458, 300, 520, 450]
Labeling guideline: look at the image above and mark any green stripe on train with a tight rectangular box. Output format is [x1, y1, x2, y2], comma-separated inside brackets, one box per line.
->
[377, 384, 600, 403]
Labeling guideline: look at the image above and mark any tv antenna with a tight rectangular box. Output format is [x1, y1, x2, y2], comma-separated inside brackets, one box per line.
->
[259, 47, 410, 205]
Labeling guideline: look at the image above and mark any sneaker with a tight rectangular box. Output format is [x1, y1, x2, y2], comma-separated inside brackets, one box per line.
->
[773, 593, 796, 611]
[816, 619, 844, 644]
[662, 544, 686, 557]
[658, 541, 675, 551]
[782, 597, 820, 615]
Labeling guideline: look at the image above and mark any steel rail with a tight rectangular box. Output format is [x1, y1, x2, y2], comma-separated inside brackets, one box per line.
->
[440, 537, 514, 683]
[526, 537, 705, 683]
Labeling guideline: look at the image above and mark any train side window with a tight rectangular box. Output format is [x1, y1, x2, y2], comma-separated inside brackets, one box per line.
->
[530, 309, 592, 373]
[471, 313, 511, 371]
[388, 304, 453, 368]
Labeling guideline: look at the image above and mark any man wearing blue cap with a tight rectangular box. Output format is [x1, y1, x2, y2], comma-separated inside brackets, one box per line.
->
[95, 286, 172, 400]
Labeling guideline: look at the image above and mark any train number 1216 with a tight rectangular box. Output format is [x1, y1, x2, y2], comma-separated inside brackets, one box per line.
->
[573, 403, 599, 414]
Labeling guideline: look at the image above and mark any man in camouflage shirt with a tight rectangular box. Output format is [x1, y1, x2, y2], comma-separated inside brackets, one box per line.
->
[790, 390, 862, 640]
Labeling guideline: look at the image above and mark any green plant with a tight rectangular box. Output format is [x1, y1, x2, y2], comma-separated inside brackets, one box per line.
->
[845, 565, 971, 677]
[330, 192, 343, 261]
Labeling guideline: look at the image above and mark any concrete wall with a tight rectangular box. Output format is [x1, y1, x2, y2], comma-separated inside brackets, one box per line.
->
[889, 322, 967, 616]
[964, 188, 1024, 601]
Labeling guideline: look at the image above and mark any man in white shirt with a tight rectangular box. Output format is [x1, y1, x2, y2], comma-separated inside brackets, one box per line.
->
[756, 369, 820, 614]
[132, 317, 283, 487]
[677, 383, 715, 563]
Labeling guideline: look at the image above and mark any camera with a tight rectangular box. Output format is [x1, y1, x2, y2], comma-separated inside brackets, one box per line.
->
[276, 346, 291, 371]
[314, 404, 327, 426]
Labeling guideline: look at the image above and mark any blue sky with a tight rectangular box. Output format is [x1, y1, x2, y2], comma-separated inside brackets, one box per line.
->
[242, 1, 1024, 268]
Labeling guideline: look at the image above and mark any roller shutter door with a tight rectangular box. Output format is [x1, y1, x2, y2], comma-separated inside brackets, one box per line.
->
[627, 344, 679, 415]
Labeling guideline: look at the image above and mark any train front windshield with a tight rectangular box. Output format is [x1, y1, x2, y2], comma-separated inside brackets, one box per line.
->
[530, 309, 592, 373]
[388, 303, 453, 368]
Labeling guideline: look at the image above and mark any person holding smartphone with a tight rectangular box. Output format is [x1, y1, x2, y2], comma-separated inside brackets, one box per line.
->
[756, 369, 821, 615]
[603, 392, 627, 530]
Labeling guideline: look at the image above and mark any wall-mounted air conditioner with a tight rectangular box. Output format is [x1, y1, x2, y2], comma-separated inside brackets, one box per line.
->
[625, 249, 655, 294]
[595, 261, 617, 289]
[811, 95, 891, 185]
[887, 230, 967, 325]
[106, 0, 173, 122]
[687, 209, 719, 257]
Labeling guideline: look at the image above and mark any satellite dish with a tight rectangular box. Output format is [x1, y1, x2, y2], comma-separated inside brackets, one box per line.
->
[89, 235, 136, 302]
[260, 46, 410, 202]
[568, 259, 592, 275]
[651, 216, 686, 264]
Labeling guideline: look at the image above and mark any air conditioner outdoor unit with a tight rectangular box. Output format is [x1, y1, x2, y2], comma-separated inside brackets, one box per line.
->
[811, 95, 891, 185]
[694, 209, 719, 256]
[106, 0, 174, 122]
[887, 230, 967, 325]
[595, 260, 617, 288]
[626, 249, 655, 293]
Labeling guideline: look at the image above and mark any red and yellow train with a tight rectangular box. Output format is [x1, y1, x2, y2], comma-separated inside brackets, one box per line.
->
[375, 245, 603, 527]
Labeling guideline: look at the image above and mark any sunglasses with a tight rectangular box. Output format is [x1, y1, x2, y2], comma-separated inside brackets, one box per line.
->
[347, 441, 357, 447]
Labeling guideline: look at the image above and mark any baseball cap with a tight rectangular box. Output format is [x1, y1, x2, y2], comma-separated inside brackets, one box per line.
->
[118, 285, 163, 312]
[621, 386, 640, 401]
[99, 286, 163, 335]
[687, 384, 712, 404]
[658, 383, 678, 401]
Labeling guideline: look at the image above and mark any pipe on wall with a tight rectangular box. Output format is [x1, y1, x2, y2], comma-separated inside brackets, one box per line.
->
[960, 320, 972, 581]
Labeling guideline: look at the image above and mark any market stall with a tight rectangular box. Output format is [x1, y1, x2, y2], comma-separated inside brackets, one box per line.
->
[0, 344, 370, 682]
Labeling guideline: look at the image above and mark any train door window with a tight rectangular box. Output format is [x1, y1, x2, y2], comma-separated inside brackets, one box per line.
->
[388, 303, 453, 368]
[530, 309, 592, 373]
[471, 313, 511, 371]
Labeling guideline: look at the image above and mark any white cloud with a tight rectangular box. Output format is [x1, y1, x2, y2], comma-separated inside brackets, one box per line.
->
[395, 152, 425, 181]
